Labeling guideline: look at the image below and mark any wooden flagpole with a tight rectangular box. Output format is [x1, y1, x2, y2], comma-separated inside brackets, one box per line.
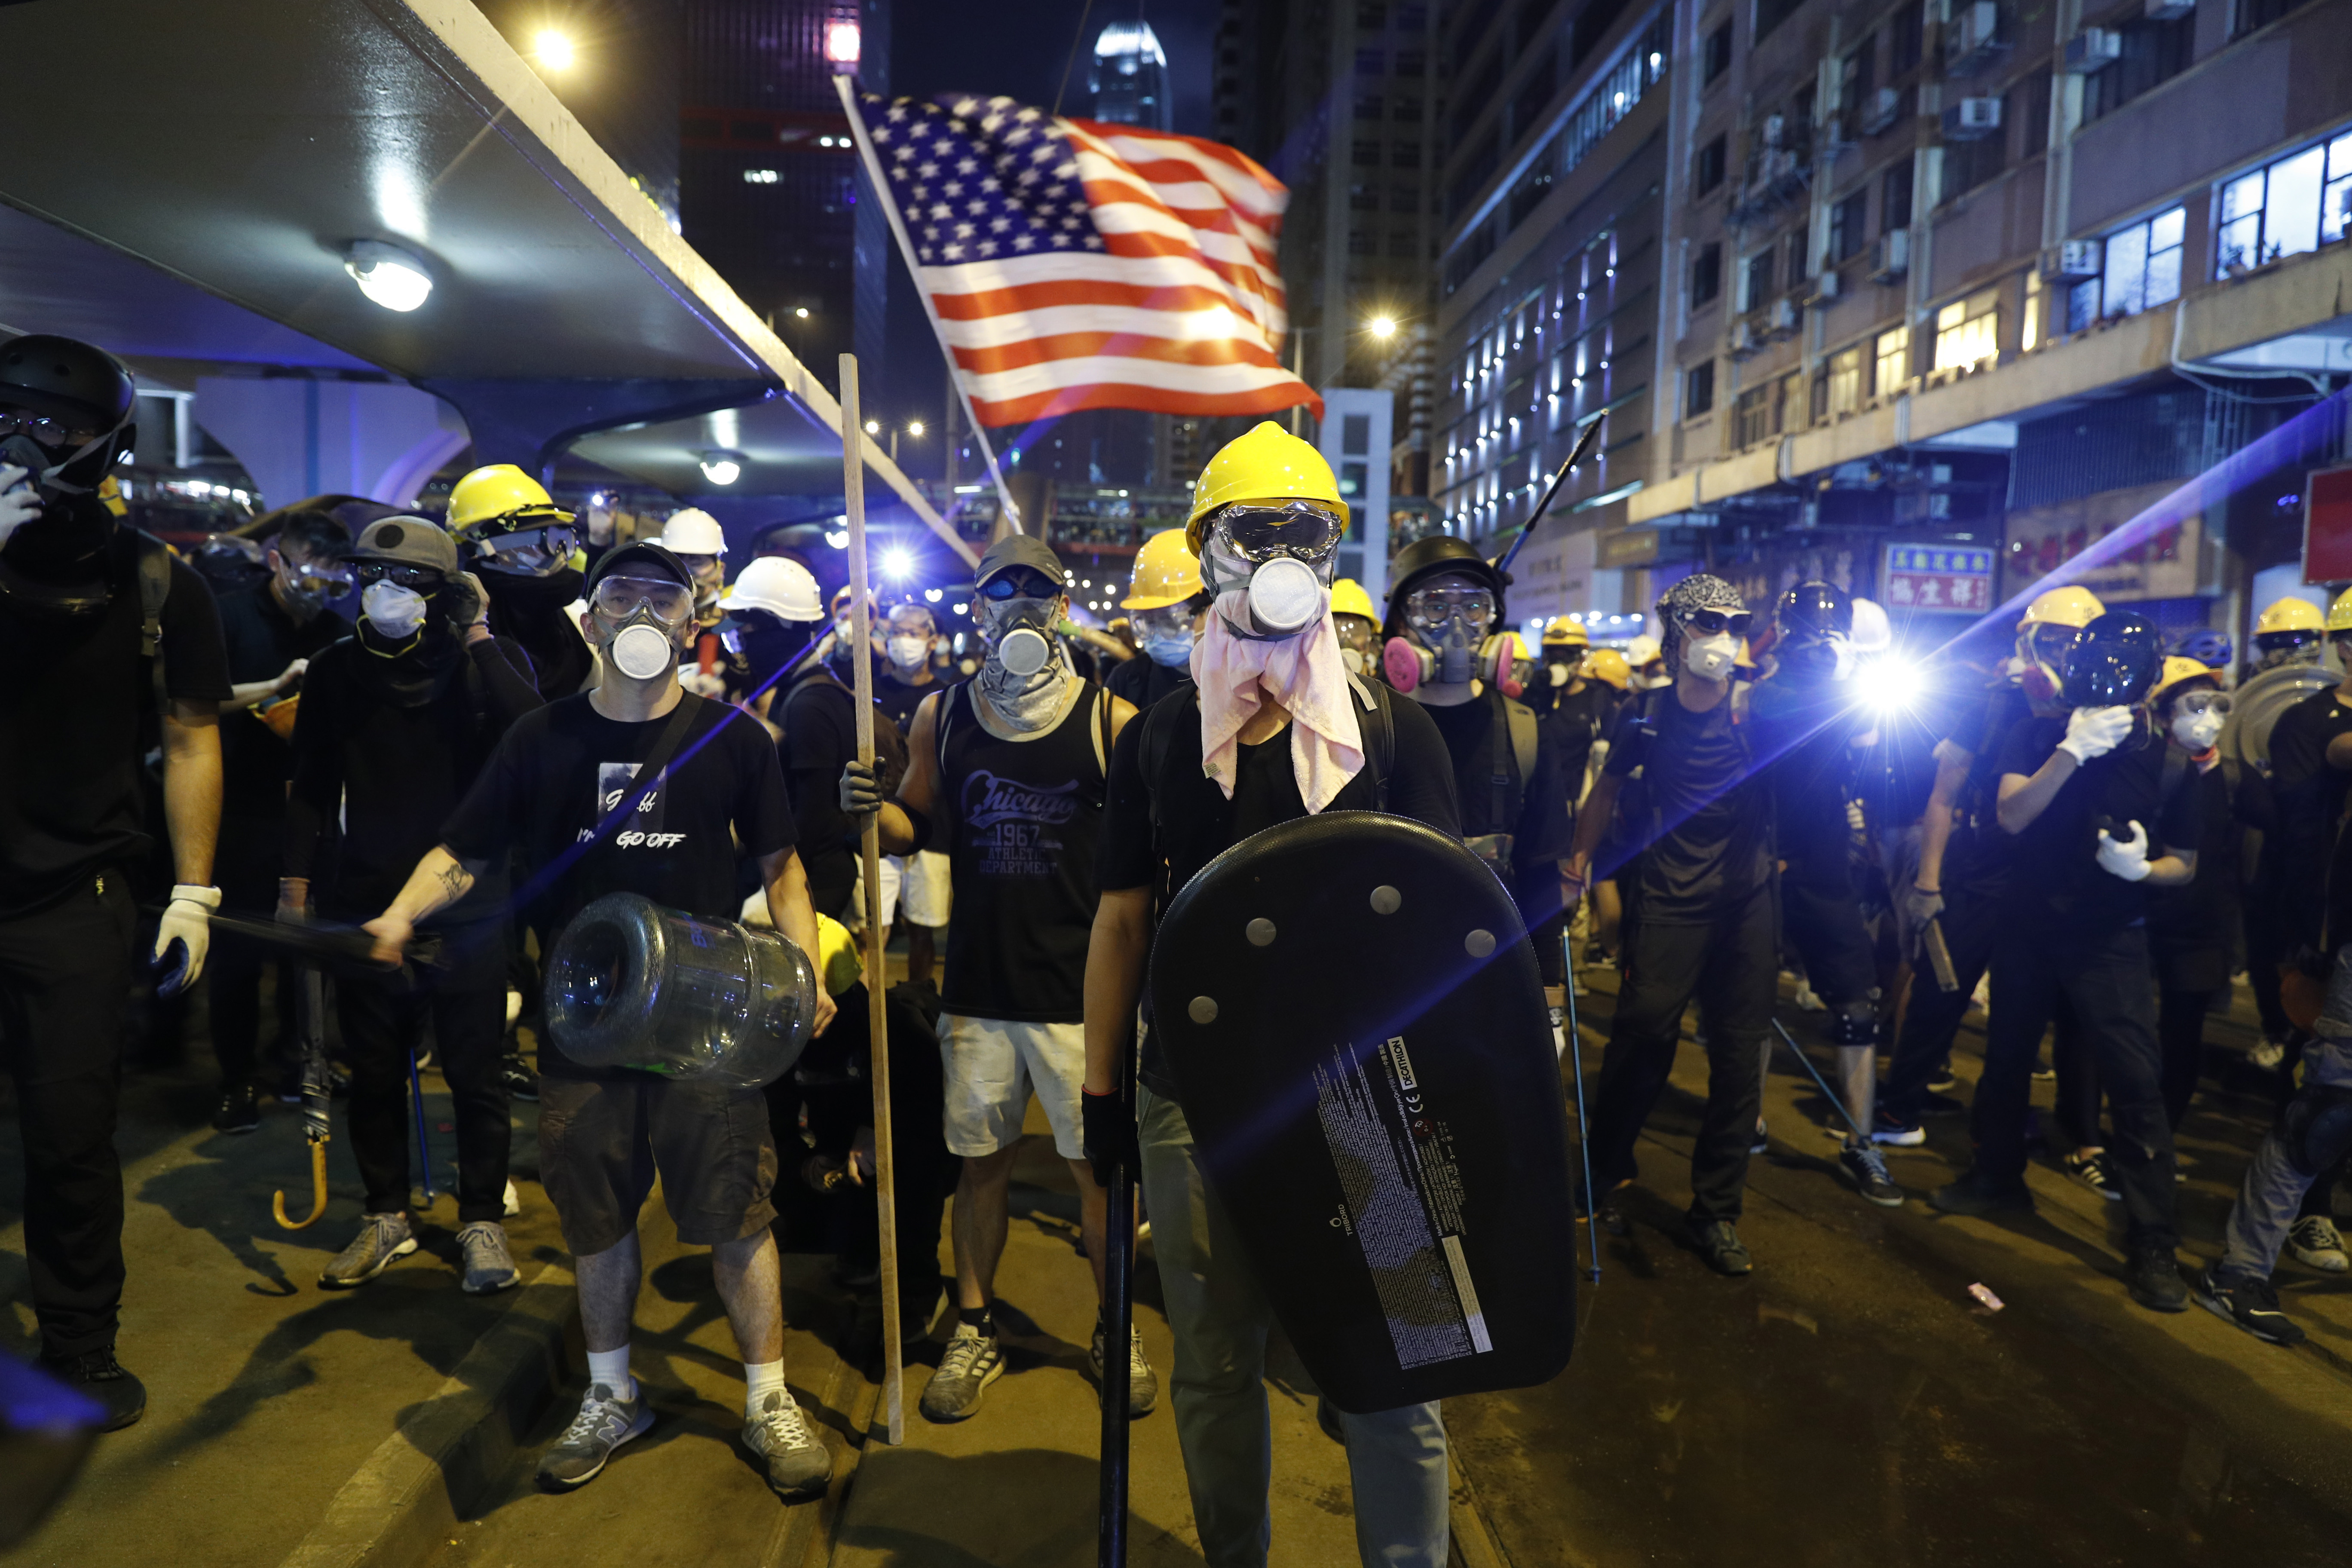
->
[838, 352, 905, 1445]
[832, 73, 1026, 534]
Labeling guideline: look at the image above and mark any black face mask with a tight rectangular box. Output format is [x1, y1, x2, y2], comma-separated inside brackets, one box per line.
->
[475, 563, 582, 610]
[726, 611, 816, 690]
[1778, 637, 1843, 684]
[353, 597, 461, 707]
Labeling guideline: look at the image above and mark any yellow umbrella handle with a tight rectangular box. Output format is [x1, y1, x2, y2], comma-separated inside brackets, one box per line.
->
[273, 1139, 330, 1231]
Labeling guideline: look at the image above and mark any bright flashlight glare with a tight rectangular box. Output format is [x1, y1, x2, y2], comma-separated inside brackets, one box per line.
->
[534, 29, 575, 68]
[882, 547, 913, 577]
[1368, 315, 1397, 339]
[1854, 656, 1920, 713]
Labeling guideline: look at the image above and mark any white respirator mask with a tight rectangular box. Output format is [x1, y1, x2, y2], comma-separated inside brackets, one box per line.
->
[1681, 633, 1740, 683]
[886, 634, 929, 671]
[1199, 502, 1343, 640]
[2172, 709, 2223, 752]
[361, 581, 428, 639]
[607, 614, 679, 681]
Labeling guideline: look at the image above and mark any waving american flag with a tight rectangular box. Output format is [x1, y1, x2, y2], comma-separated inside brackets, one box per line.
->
[853, 91, 1321, 427]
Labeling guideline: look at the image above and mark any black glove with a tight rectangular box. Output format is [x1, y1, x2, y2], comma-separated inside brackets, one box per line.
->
[1082, 1088, 1140, 1189]
[839, 757, 882, 818]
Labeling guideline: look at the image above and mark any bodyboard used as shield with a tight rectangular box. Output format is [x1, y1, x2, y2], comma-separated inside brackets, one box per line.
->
[1148, 811, 1576, 1413]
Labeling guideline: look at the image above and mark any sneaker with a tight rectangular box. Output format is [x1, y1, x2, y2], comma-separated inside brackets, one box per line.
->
[1840, 1140, 1904, 1207]
[1931, 1170, 2034, 1217]
[457, 1221, 521, 1294]
[2126, 1248, 2189, 1313]
[2195, 1265, 2306, 1346]
[2064, 1149, 2122, 1202]
[2250, 1037, 2287, 1072]
[1690, 1219, 1753, 1275]
[743, 1389, 833, 1500]
[2287, 1215, 2350, 1272]
[918, 1323, 1004, 1423]
[1751, 1118, 1769, 1155]
[2031, 1059, 2055, 1082]
[40, 1345, 147, 1432]
[1088, 1320, 1159, 1418]
[537, 1382, 653, 1490]
[211, 1083, 260, 1134]
[1926, 1069, 1960, 1096]
[1870, 1109, 1926, 1147]
[499, 1053, 539, 1102]
[319, 1211, 418, 1289]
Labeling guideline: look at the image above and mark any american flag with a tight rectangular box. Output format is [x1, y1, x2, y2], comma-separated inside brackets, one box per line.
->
[855, 91, 1320, 427]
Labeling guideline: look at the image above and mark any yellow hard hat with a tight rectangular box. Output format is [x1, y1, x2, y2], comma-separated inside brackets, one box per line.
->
[2329, 586, 2352, 633]
[1734, 639, 1758, 670]
[2258, 595, 2326, 635]
[1585, 648, 1632, 689]
[2020, 585, 2104, 630]
[2151, 655, 2221, 705]
[98, 473, 128, 519]
[1330, 578, 1378, 622]
[1184, 420, 1348, 554]
[1124, 528, 1204, 610]
[446, 463, 573, 535]
[1543, 614, 1589, 647]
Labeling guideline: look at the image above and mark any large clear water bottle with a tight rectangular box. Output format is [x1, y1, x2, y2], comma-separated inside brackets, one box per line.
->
[543, 893, 818, 1088]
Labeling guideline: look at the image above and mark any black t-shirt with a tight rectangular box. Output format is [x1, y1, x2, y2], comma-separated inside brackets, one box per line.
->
[1601, 686, 1773, 923]
[1749, 675, 1864, 880]
[2146, 757, 2237, 978]
[1, 531, 233, 917]
[776, 668, 862, 919]
[2267, 687, 2352, 949]
[441, 692, 796, 939]
[1419, 688, 1575, 917]
[214, 584, 352, 822]
[1106, 655, 1192, 711]
[1993, 718, 2203, 934]
[1545, 681, 1610, 794]
[1937, 682, 2034, 896]
[1099, 689, 1461, 1099]
[875, 671, 940, 732]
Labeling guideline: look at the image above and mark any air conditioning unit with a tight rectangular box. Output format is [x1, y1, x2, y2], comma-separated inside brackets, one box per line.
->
[2040, 239, 2103, 282]
[2144, 0, 2193, 16]
[2064, 28, 2123, 71]
[1870, 227, 1911, 282]
[1730, 319, 1758, 358]
[1943, 97, 2003, 140]
[1768, 297, 1800, 334]
[1761, 113, 1787, 148]
[1943, 1, 2003, 74]
[1810, 269, 1844, 303]
[1859, 86, 1903, 136]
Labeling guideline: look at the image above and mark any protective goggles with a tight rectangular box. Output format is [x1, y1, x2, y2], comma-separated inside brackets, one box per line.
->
[478, 523, 580, 561]
[1212, 502, 1346, 563]
[1130, 603, 1192, 638]
[1675, 607, 1755, 639]
[2173, 689, 2232, 719]
[1404, 583, 1496, 628]
[977, 568, 1063, 602]
[352, 559, 444, 591]
[592, 574, 697, 625]
[281, 558, 355, 595]
[0, 407, 98, 451]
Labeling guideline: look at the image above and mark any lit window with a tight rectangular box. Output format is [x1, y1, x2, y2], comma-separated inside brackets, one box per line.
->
[1932, 289, 1998, 371]
[2218, 132, 2352, 273]
[1873, 325, 1911, 395]
[744, 168, 780, 184]
[2066, 206, 2184, 330]
[1826, 345, 1863, 417]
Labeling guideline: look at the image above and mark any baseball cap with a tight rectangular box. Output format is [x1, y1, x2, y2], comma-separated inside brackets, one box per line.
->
[347, 516, 460, 576]
[974, 533, 1066, 590]
[587, 541, 695, 595]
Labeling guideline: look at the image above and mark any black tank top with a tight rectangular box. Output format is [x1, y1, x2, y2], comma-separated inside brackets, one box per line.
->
[936, 680, 1112, 1022]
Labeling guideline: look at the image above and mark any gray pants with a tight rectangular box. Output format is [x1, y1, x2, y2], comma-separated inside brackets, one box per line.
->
[1137, 1087, 1451, 1568]
[2220, 1035, 2352, 1281]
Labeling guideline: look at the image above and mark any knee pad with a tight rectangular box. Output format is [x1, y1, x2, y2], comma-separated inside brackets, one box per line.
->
[1831, 1008, 1880, 1049]
[2282, 1082, 2352, 1177]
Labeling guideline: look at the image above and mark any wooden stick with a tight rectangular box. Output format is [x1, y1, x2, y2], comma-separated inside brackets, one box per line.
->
[839, 352, 905, 1446]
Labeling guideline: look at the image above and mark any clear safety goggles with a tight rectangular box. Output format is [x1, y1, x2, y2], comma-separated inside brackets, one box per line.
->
[1130, 603, 1192, 639]
[0, 407, 99, 451]
[352, 559, 443, 592]
[1675, 606, 1755, 640]
[592, 574, 696, 625]
[280, 557, 355, 596]
[1211, 502, 1347, 563]
[1404, 583, 1496, 632]
[478, 523, 579, 567]
[2173, 689, 2233, 719]
[1332, 613, 1379, 655]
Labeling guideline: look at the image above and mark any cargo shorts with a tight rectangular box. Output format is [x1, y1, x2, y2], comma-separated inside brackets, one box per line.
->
[537, 1067, 778, 1256]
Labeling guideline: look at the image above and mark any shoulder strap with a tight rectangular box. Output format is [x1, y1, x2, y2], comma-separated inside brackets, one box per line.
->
[934, 681, 965, 781]
[1345, 670, 1393, 811]
[137, 531, 172, 710]
[1092, 685, 1112, 783]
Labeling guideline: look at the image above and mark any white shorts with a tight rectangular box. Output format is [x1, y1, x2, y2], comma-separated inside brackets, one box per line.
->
[901, 848, 952, 928]
[845, 854, 905, 933]
[940, 1013, 1087, 1160]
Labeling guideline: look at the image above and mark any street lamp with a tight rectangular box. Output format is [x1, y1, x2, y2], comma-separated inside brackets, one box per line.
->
[1368, 315, 1397, 339]
[533, 29, 575, 69]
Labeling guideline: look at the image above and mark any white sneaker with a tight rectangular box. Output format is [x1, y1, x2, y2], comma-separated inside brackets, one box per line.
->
[2288, 1215, 2349, 1272]
[744, 1390, 833, 1499]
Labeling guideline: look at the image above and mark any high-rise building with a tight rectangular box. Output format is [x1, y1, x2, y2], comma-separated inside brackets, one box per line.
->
[1090, 20, 1173, 132]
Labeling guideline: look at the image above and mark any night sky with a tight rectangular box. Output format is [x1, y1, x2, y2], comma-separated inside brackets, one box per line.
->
[876, 0, 1219, 439]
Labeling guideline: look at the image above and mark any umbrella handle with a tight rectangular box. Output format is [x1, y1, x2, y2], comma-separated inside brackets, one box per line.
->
[273, 1139, 330, 1231]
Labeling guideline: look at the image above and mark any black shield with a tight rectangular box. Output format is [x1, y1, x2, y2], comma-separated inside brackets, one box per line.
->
[1148, 811, 1576, 1413]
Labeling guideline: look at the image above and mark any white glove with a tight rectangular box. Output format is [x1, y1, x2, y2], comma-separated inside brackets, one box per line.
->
[2058, 705, 2133, 765]
[2096, 820, 2153, 882]
[678, 665, 727, 698]
[0, 465, 39, 549]
[153, 884, 222, 995]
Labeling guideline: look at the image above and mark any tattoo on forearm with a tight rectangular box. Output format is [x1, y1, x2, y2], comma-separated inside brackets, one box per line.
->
[437, 863, 469, 901]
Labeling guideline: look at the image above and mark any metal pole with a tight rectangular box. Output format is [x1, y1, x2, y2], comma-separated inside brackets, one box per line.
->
[1097, 1028, 1136, 1567]
[407, 1044, 435, 1204]
[1768, 1017, 1871, 1144]
[839, 353, 906, 1446]
[1560, 931, 1600, 1284]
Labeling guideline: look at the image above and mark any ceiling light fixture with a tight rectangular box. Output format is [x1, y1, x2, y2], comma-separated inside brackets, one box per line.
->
[699, 448, 746, 485]
[343, 240, 433, 312]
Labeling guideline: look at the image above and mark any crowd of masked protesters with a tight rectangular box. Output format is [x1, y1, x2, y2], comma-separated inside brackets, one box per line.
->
[6, 330, 2348, 1567]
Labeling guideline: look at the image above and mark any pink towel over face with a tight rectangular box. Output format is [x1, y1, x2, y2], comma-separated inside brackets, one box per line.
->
[1189, 588, 1364, 813]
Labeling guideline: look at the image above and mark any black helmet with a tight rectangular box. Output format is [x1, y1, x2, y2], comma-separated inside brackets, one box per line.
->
[1777, 580, 1853, 642]
[2063, 610, 2164, 708]
[1383, 534, 1506, 638]
[0, 333, 138, 494]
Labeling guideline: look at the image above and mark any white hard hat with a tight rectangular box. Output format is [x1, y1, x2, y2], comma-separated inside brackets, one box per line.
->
[1627, 634, 1662, 667]
[720, 555, 823, 622]
[1850, 597, 1893, 655]
[658, 508, 727, 556]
